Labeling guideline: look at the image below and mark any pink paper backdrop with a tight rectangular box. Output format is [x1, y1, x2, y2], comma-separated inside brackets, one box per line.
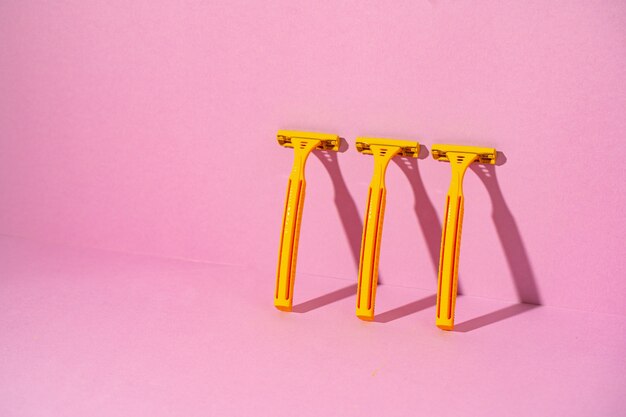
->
[1, 1, 625, 314]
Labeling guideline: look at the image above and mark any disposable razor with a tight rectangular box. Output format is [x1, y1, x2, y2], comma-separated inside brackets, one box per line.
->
[274, 130, 341, 311]
[355, 138, 419, 320]
[431, 144, 497, 330]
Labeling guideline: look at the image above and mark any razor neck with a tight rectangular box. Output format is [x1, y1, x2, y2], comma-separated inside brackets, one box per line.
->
[447, 152, 477, 196]
[290, 139, 321, 180]
[370, 145, 400, 188]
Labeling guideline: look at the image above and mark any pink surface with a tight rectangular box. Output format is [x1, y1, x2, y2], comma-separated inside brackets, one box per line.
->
[1, 236, 625, 417]
[1, 1, 626, 315]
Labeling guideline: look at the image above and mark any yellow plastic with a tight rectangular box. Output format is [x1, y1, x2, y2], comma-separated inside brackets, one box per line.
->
[355, 138, 419, 320]
[431, 144, 497, 330]
[274, 130, 341, 311]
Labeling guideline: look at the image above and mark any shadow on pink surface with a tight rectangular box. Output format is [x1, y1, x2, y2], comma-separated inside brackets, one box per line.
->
[293, 143, 363, 312]
[450, 154, 542, 331]
[314, 146, 364, 275]
[376, 151, 543, 332]
[455, 303, 540, 332]
[292, 148, 542, 332]
[373, 151, 442, 322]
[375, 294, 438, 323]
[472, 154, 542, 304]
[293, 284, 358, 313]
[395, 148, 445, 281]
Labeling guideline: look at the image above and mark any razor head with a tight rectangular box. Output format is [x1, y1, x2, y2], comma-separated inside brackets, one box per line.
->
[277, 130, 341, 151]
[355, 137, 419, 158]
[431, 144, 497, 165]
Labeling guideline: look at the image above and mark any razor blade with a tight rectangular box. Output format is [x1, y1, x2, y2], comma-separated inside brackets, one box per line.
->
[277, 130, 341, 151]
[356, 138, 419, 158]
[431, 144, 496, 165]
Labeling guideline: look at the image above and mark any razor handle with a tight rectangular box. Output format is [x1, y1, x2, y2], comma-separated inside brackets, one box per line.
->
[356, 184, 387, 320]
[436, 159, 471, 330]
[356, 146, 398, 320]
[274, 139, 320, 311]
[432, 147, 496, 330]
[436, 192, 465, 330]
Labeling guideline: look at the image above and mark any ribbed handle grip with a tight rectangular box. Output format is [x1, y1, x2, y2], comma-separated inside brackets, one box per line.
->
[274, 177, 307, 311]
[436, 194, 465, 330]
[356, 185, 387, 320]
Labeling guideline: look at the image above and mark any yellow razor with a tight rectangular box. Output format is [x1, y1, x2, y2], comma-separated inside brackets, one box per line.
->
[355, 138, 420, 320]
[275, 130, 341, 311]
[431, 144, 497, 330]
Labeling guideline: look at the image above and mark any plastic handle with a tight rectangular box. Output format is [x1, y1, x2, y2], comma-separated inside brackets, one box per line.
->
[435, 153, 474, 330]
[436, 193, 465, 329]
[274, 139, 320, 311]
[356, 146, 399, 320]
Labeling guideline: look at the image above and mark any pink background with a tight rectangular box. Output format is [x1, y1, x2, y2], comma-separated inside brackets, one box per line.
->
[1, 1, 626, 415]
[2, 0, 625, 314]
